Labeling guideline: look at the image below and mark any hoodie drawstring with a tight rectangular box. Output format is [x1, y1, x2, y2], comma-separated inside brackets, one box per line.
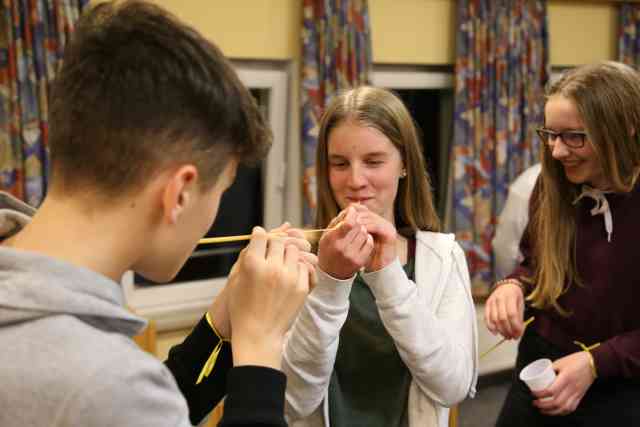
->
[574, 185, 613, 242]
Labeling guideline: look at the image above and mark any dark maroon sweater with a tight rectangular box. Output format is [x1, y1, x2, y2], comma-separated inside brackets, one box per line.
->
[508, 181, 640, 379]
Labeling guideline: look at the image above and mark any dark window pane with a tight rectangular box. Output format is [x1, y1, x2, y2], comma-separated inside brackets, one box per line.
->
[395, 88, 442, 208]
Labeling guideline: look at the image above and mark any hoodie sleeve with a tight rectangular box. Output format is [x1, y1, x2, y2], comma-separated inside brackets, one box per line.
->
[58, 350, 193, 427]
[282, 268, 354, 420]
[361, 241, 477, 406]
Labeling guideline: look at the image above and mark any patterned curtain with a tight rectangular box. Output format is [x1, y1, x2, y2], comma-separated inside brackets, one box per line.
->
[452, 0, 549, 297]
[0, 0, 88, 207]
[619, 3, 640, 67]
[301, 0, 372, 224]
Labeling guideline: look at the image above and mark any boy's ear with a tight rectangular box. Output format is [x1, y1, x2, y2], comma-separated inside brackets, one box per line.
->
[162, 165, 199, 225]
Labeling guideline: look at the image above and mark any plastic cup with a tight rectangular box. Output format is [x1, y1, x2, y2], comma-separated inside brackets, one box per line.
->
[519, 358, 556, 392]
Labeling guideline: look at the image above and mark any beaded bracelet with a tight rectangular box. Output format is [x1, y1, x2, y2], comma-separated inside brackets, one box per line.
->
[494, 278, 527, 293]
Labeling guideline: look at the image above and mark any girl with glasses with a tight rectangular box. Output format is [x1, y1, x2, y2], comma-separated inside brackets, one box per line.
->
[486, 61, 640, 426]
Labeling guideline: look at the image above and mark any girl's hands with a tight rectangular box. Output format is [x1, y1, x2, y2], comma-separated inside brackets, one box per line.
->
[532, 351, 595, 416]
[484, 281, 526, 339]
[350, 203, 398, 272]
[317, 206, 374, 279]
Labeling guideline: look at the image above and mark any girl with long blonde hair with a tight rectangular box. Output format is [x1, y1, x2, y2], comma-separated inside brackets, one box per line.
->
[486, 61, 640, 426]
[282, 86, 478, 427]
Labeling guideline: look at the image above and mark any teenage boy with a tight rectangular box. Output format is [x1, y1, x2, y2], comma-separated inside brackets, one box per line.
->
[0, 1, 314, 426]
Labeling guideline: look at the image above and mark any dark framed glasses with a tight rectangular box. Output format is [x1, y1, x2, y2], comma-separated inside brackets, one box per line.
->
[536, 128, 587, 149]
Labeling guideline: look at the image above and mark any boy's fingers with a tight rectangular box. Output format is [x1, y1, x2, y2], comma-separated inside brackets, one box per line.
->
[246, 226, 268, 258]
[266, 235, 286, 265]
[284, 236, 311, 253]
[269, 222, 291, 234]
[284, 227, 306, 240]
[297, 261, 310, 293]
[284, 242, 300, 272]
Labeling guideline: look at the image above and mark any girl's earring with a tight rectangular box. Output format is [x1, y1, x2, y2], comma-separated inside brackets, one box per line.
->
[400, 169, 407, 179]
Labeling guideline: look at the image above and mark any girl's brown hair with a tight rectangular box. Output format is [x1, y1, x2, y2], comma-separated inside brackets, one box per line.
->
[529, 61, 640, 314]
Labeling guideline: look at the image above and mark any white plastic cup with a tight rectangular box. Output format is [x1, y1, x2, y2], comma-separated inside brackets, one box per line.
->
[519, 358, 556, 392]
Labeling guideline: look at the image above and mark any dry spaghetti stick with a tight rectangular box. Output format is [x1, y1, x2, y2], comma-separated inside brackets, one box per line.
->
[198, 227, 333, 245]
[479, 316, 535, 359]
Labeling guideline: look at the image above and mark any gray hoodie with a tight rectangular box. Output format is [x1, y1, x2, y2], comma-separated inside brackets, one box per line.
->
[0, 193, 192, 427]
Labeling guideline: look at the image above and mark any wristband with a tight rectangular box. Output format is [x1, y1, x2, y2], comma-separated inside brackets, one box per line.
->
[196, 312, 230, 385]
[574, 340, 600, 379]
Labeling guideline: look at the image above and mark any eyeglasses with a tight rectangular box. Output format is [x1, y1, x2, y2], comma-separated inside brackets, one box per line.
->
[536, 127, 588, 149]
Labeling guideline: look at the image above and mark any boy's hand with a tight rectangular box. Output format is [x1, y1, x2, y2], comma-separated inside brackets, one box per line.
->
[270, 222, 318, 290]
[227, 226, 311, 370]
[318, 206, 374, 279]
[206, 223, 318, 340]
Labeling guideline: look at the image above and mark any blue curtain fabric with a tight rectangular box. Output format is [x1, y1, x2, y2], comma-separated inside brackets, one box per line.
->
[452, 0, 549, 296]
[0, 0, 88, 206]
[300, 0, 372, 224]
[619, 3, 640, 67]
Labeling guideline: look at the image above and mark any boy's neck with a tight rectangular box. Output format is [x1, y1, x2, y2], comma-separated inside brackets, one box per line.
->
[4, 193, 150, 282]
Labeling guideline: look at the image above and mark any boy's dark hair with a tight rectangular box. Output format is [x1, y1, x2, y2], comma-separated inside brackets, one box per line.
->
[49, 0, 271, 197]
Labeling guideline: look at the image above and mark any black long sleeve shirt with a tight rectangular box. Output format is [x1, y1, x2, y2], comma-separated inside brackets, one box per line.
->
[164, 315, 287, 426]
